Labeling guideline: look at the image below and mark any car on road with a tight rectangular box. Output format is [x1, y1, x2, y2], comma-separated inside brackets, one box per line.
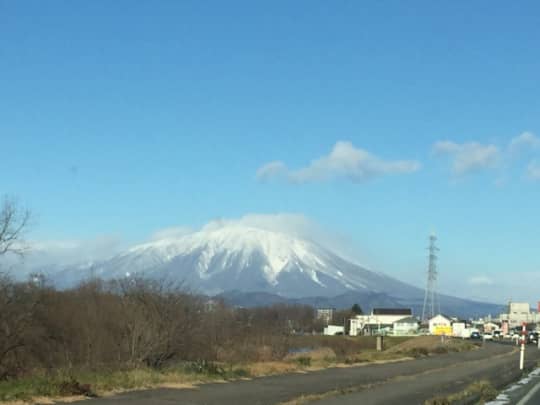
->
[482, 333, 493, 340]
[470, 331, 481, 340]
[527, 332, 539, 344]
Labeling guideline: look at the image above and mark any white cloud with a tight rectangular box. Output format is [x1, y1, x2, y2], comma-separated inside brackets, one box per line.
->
[452, 271, 540, 306]
[432, 141, 500, 175]
[256, 161, 288, 181]
[150, 213, 368, 267]
[30, 235, 124, 265]
[527, 161, 540, 181]
[509, 131, 540, 153]
[468, 275, 494, 286]
[0, 234, 125, 277]
[150, 226, 193, 241]
[257, 141, 420, 183]
[202, 213, 327, 241]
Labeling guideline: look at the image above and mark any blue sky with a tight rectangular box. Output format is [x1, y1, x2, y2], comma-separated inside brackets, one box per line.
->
[1, 1, 540, 303]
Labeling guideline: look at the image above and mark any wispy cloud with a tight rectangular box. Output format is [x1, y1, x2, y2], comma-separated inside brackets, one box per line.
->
[433, 131, 540, 181]
[257, 141, 420, 184]
[468, 275, 494, 286]
[0, 235, 126, 277]
[432, 141, 500, 175]
[256, 161, 288, 182]
[195, 213, 368, 266]
[150, 226, 193, 241]
[527, 161, 540, 181]
[509, 131, 540, 153]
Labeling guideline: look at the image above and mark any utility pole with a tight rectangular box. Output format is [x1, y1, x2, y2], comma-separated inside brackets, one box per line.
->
[422, 234, 440, 322]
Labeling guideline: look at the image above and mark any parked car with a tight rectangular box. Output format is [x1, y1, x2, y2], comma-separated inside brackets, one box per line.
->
[470, 331, 481, 340]
[482, 333, 493, 340]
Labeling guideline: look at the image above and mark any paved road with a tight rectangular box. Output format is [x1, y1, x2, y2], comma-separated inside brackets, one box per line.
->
[314, 344, 540, 404]
[66, 342, 535, 405]
[487, 366, 540, 405]
[516, 378, 540, 405]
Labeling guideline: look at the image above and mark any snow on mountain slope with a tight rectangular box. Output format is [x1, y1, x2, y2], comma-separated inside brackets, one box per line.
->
[128, 226, 334, 284]
[48, 224, 422, 298]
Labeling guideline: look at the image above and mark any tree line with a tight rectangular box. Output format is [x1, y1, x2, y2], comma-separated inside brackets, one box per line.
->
[0, 274, 329, 380]
[0, 197, 359, 381]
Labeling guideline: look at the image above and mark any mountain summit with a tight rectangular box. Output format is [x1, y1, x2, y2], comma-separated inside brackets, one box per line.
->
[51, 224, 421, 298]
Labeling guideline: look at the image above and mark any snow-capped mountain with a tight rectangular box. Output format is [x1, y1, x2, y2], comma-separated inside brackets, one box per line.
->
[49, 224, 422, 298]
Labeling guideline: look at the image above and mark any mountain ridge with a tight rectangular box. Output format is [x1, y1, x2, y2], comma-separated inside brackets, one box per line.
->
[47, 224, 422, 299]
[29, 223, 502, 317]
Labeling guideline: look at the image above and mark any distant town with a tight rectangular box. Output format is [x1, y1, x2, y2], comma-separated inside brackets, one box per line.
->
[319, 301, 540, 342]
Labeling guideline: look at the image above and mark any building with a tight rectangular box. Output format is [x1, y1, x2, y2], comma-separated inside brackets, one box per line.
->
[392, 317, 420, 336]
[429, 314, 452, 335]
[349, 308, 412, 336]
[483, 321, 500, 333]
[451, 321, 466, 337]
[316, 308, 335, 325]
[323, 325, 345, 335]
[499, 302, 539, 329]
[203, 299, 218, 312]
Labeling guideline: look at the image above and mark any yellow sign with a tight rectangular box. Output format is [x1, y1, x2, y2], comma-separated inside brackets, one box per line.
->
[433, 326, 452, 336]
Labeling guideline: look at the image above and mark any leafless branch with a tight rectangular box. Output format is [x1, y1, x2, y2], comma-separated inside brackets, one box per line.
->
[0, 197, 31, 257]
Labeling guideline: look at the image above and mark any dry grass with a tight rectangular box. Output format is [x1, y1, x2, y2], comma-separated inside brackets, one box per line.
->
[245, 361, 303, 377]
[284, 347, 337, 362]
[0, 367, 215, 404]
[287, 335, 410, 359]
[387, 336, 478, 356]
[425, 379, 497, 404]
[0, 397, 88, 405]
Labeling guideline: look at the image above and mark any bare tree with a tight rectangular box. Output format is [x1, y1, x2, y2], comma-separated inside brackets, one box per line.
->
[0, 197, 34, 379]
[0, 196, 31, 257]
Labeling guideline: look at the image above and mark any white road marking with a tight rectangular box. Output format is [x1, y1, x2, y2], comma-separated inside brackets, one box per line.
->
[486, 368, 540, 405]
[516, 380, 540, 405]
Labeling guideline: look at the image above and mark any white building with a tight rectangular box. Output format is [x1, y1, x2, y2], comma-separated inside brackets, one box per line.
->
[316, 308, 335, 325]
[392, 317, 419, 336]
[451, 321, 466, 337]
[323, 325, 345, 335]
[349, 308, 412, 336]
[429, 314, 452, 335]
[499, 302, 539, 329]
[483, 321, 500, 333]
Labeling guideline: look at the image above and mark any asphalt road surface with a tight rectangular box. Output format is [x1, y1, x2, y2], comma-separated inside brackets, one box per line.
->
[486, 367, 540, 405]
[68, 342, 540, 405]
[313, 344, 540, 404]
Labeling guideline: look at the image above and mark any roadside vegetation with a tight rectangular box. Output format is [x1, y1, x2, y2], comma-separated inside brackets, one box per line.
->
[0, 274, 321, 401]
[0, 273, 478, 405]
[425, 379, 498, 404]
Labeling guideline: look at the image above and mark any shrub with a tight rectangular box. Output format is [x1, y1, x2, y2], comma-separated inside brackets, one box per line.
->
[57, 378, 96, 397]
[295, 357, 312, 367]
[407, 347, 429, 358]
[432, 346, 449, 354]
[185, 360, 225, 376]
